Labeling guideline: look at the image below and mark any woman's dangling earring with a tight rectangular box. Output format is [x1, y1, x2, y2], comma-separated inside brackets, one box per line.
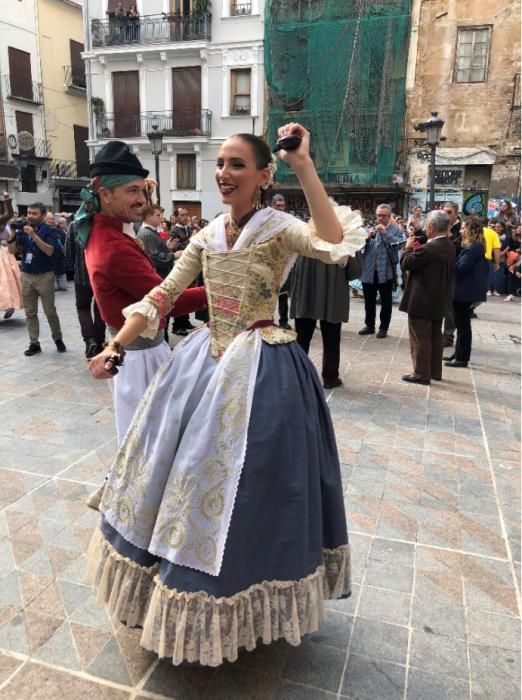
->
[252, 187, 261, 208]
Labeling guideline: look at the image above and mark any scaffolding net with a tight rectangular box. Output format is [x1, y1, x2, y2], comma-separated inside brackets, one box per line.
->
[265, 0, 411, 186]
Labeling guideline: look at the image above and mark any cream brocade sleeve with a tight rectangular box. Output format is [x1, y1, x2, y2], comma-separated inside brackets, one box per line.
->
[122, 240, 203, 339]
[281, 205, 366, 265]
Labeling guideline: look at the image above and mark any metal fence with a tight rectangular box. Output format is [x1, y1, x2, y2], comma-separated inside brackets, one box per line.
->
[4, 75, 43, 103]
[63, 66, 86, 91]
[95, 110, 212, 139]
[231, 3, 252, 16]
[91, 12, 211, 47]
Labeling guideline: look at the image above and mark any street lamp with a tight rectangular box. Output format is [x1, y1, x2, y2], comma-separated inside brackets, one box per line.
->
[414, 112, 445, 210]
[147, 124, 164, 205]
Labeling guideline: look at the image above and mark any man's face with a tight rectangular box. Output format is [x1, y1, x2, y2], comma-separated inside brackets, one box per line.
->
[28, 207, 45, 227]
[443, 206, 457, 224]
[177, 208, 189, 226]
[272, 199, 285, 211]
[99, 179, 147, 223]
[375, 208, 391, 226]
[146, 209, 163, 228]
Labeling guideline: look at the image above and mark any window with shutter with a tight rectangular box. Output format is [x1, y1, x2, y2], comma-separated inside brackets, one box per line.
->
[70, 41, 86, 89]
[8, 47, 33, 100]
[172, 67, 201, 134]
[454, 27, 491, 84]
[74, 125, 89, 177]
[177, 154, 196, 189]
[230, 69, 251, 114]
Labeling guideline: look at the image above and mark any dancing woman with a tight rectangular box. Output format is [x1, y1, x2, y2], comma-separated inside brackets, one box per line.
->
[87, 123, 365, 666]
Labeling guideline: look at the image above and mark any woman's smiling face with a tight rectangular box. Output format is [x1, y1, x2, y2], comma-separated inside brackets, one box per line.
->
[215, 137, 269, 212]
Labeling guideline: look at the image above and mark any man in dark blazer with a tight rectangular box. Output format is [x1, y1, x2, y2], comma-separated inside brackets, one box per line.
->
[399, 210, 456, 385]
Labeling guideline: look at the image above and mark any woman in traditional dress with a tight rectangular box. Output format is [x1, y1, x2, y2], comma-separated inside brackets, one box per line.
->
[0, 194, 22, 320]
[87, 123, 365, 667]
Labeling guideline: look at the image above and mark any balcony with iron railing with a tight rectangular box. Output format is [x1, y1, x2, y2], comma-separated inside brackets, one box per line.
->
[49, 159, 90, 181]
[90, 12, 211, 48]
[3, 75, 43, 104]
[63, 66, 87, 94]
[230, 3, 252, 16]
[94, 110, 212, 139]
[10, 136, 51, 160]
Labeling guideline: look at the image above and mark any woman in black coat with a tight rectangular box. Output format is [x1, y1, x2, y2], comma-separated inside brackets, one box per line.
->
[445, 217, 489, 368]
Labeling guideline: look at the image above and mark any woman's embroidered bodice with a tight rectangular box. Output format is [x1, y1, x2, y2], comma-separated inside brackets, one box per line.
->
[124, 207, 366, 358]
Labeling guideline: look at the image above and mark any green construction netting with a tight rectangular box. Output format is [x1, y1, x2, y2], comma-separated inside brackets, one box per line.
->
[265, 0, 411, 185]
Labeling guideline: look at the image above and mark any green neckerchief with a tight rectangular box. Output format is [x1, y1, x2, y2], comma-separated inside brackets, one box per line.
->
[75, 174, 140, 248]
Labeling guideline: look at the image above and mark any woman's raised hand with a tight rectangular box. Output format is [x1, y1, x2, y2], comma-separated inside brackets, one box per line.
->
[276, 123, 312, 171]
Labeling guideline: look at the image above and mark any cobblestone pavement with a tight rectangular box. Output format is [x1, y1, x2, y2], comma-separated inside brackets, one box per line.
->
[0, 289, 519, 699]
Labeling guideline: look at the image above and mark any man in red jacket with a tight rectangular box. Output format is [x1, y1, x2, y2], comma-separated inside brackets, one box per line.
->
[76, 140, 206, 443]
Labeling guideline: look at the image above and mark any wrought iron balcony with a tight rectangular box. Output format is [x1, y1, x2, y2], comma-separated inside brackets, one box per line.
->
[95, 110, 212, 139]
[3, 75, 43, 104]
[90, 12, 211, 48]
[63, 66, 86, 92]
[10, 136, 51, 160]
[49, 159, 90, 180]
[0, 134, 8, 161]
[230, 3, 252, 16]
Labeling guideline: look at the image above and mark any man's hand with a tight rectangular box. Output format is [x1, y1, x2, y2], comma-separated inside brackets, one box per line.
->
[167, 237, 180, 250]
[375, 224, 386, 234]
[2, 191, 10, 200]
[88, 347, 120, 379]
[23, 225, 35, 237]
[174, 250, 183, 259]
[404, 235, 416, 251]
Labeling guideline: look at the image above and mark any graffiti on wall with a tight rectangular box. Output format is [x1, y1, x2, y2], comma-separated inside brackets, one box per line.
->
[463, 192, 488, 216]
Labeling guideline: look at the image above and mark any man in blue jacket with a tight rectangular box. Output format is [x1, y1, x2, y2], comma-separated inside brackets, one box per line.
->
[7, 202, 66, 356]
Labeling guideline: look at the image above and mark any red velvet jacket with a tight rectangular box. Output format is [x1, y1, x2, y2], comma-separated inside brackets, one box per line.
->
[85, 213, 206, 330]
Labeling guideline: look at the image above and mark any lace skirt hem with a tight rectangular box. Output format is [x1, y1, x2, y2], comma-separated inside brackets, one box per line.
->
[87, 526, 351, 667]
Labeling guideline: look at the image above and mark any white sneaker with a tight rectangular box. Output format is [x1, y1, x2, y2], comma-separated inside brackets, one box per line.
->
[505, 295, 513, 302]
[486, 291, 492, 296]
[492, 291, 501, 297]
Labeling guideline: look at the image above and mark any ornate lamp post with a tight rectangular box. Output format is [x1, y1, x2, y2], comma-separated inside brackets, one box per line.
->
[147, 124, 164, 205]
[414, 112, 445, 210]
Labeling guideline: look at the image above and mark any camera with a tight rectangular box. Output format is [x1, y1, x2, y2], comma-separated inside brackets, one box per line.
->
[12, 217, 28, 234]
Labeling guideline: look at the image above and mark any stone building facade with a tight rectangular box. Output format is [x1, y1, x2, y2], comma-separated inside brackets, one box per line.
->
[404, 0, 520, 216]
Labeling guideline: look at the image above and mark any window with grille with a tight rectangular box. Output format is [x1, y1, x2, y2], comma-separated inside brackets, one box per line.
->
[230, 69, 251, 115]
[454, 27, 491, 84]
[177, 154, 196, 190]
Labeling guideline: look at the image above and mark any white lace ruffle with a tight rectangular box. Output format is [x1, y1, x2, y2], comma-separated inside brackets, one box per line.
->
[122, 300, 160, 339]
[87, 527, 351, 667]
[308, 204, 366, 262]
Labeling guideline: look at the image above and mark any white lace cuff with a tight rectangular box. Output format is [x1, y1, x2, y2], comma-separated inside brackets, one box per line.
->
[122, 300, 160, 340]
[308, 205, 366, 263]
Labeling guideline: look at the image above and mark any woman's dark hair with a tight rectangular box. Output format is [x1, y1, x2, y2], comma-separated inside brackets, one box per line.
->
[462, 216, 485, 247]
[232, 134, 271, 169]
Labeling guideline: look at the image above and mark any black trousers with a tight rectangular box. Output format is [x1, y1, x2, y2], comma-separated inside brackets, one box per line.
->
[278, 293, 289, 325]
[362, 272, 393, 331]
[74, 283, 105, 345]
[172, 314, 191, 330]
[295, 317, 342, 384]
[453, 300, 473, 362]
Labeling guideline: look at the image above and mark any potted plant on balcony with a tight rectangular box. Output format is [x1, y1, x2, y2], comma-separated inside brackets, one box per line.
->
[92, 98, 107, 136]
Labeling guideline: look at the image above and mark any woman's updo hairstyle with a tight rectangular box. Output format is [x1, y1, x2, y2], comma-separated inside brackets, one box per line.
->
[232, 134, 272, 170]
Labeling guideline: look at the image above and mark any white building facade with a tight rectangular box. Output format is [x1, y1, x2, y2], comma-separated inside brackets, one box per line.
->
[84, 0, 265, 219]
[0, 1, 51, 211]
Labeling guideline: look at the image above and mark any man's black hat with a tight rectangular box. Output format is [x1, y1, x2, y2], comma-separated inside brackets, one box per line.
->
[89, 141, 149, 178]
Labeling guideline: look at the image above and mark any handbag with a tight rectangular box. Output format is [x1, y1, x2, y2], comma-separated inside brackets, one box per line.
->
[345, 249, 363, 282]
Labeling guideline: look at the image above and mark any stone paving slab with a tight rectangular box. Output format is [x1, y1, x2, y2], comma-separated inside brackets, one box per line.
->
[0, 290, 519, 699]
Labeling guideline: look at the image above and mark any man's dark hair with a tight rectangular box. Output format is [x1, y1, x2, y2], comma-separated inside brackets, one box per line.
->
[28, 202, 46, 215]
[173, 207, 187, 217]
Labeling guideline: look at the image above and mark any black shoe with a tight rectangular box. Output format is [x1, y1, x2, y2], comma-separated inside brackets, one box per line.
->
[470, 311, 478, 319]
[445, 358, 468, 368]
[24, 342, 41, 356]
[323, 377, 343, 390]
[279, 322, 291, 330]
[376, 329, 388, 339]
[442, 338, 454, 348]
[85, 339, 98, 358]
[173, 328, 188, 336]
[184, 322, 196, 330]
[443, 354, 455, 362]
[402, 374, 430, 385]
[3, 308, 15, 319]
[358, 326, 375, 336]
[55, 339, 67, 353]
